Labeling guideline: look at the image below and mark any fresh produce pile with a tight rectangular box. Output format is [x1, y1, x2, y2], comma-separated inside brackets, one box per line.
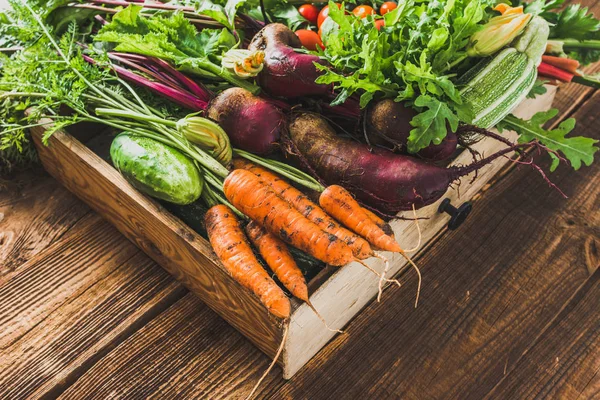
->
[1, 0, 599, 334]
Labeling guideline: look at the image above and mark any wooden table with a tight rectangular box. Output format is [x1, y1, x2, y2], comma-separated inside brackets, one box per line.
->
[1, 11, 599, 400]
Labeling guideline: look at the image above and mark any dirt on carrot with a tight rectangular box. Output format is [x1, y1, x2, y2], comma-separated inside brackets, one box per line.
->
[233, 158, 373, 259]
[223, 169, 355, 267]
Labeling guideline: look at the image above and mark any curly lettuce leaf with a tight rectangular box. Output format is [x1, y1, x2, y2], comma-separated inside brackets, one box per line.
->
[499, 110, 598, 171]
[95, 5, 236, 61]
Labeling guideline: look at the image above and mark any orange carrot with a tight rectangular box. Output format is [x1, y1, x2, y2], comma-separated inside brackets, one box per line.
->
[245, 221, 308, 301]
[541, 55, 580, 75]
[233, 159, 372, 259]
[246, 221, 343, 333]
[224, 170, 354, 266]
[320, 185, 423, 307]
[361, 207, 394, 237]
[205, 205, 290, 319]
[319, 185, 402, 253]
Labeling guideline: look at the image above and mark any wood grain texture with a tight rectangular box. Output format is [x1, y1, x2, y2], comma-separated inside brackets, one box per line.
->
[0, 249, 185, 400]
[263, 90, 600, 399]
[30, 122, 286, 361]
[0, 213, 139, 350]
[0, 171, 90, 282]
[58, 293, 281, 400]
[486, 270, 600, 400]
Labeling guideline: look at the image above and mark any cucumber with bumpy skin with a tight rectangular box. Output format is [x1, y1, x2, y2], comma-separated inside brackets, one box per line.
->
[111, 133, 203, 205]
[460, 16, 549, 128]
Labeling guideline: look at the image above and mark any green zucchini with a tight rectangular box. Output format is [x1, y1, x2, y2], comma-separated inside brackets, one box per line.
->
[110, 132, 203, 205]
[460, 16, 550, 128]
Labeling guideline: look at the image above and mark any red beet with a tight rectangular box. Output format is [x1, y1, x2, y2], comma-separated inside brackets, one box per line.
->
[207, 88, 284, 155]
[367, 99, 458, 161]
[288, 113, 536, 214]
[249, 23, 332, 98]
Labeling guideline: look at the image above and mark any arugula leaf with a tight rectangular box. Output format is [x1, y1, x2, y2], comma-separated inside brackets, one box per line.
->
[499, 111, 598, 171]
[526, 79, 548, 99]
[408, 95, 460, 153]
[314, 0, 489, 152]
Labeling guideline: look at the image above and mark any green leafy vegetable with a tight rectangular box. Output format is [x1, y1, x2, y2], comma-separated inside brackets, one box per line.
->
[315, 0, 489, 152]
[524, 0, 600, 65]
[548, 4, 600, 41]
[94, 5, 259, 93]
[523, 0, 565, 16]
[526, 79, 548, 99]
[499, 111, 598, 171]
[407, 95, 460, 152]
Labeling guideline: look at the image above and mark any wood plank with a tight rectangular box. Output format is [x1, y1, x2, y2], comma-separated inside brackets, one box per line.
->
[0, 250, 186, 400]
[31, 121, 286, 361]
[0, 171, 90, 282]
[0, 213, 139, 349]
[58, 293, 279, 400]
[264, 90, 600, 399]
[486, 270, 600, 400]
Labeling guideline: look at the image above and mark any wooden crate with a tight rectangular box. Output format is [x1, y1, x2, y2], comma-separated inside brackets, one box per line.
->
[30, 87, 556, 379]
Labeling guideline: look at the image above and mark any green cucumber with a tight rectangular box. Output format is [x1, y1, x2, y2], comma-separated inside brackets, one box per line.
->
[110, 132, 203, 205]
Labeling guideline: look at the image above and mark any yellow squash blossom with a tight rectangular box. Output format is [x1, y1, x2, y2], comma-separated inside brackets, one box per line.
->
[222, 49, 265, 79]
[467, 4, 532, 57]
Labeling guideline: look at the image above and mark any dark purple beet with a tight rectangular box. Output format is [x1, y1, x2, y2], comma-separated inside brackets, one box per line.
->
[207, 88, 284, 155]
[366, 99, 458, 161]
[288, 113, 532, 214]
[249, 23, 332, 98]
[417, 131, 458, 161]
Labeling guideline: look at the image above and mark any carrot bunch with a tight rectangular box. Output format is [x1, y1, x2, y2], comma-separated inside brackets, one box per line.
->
[205, 159, 418, 324]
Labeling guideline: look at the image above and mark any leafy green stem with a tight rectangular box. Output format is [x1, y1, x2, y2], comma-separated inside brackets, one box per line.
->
[560, 39, 600, 50]
[234, 149, 326, 192]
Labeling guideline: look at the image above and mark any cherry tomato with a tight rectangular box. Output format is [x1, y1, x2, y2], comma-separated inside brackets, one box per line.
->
[374, 19, 385, 30]
[298, 4, 320, 25]
[379, 1, 397, 15]
[318, 3, 342, 28]
[295, 29, 324, 50]
[352, 5, 375, 18]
